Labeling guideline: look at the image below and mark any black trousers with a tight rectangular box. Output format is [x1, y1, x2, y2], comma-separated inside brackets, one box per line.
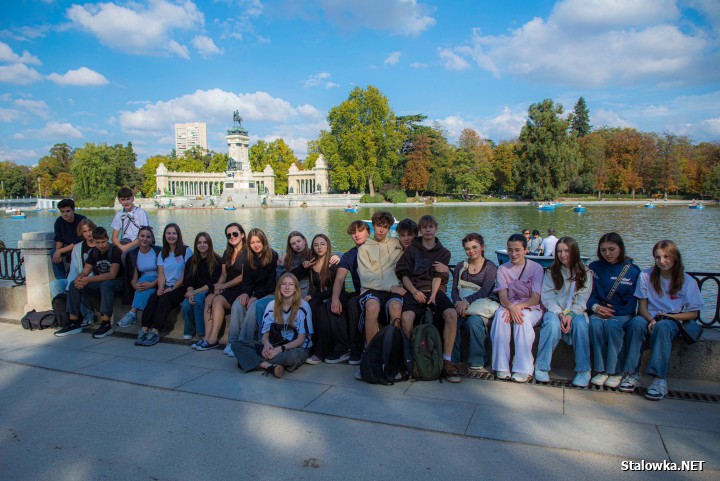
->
[142, 287, 187, 331]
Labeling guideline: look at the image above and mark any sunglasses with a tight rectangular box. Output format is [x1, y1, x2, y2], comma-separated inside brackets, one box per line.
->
[226, 231, 241, 239]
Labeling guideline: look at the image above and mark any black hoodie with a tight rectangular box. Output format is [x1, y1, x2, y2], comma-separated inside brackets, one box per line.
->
[395, 237, 451, 292]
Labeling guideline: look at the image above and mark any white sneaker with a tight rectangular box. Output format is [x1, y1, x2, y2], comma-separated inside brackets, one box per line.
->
[604, 374, 623, 389]
[496, 371, 511, 380]
[591, 373, 609, 386]
[223, 344, 234, 356]
[116, 312, 137, 328]
[305, 355, 321, 365]
[511, 372, 530, 383]
[618, 373, 642, 393]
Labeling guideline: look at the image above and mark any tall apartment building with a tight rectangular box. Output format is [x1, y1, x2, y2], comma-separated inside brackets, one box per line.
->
[175, 122, 208, 157]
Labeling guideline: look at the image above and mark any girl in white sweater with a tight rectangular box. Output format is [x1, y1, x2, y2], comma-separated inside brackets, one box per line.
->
[535, 237, 593, 387]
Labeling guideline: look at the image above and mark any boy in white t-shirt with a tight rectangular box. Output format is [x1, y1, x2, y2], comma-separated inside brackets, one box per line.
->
[111, 187, 150, 254]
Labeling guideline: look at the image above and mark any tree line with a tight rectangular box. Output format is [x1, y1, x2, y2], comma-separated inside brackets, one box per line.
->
[2, 87, 719, 204]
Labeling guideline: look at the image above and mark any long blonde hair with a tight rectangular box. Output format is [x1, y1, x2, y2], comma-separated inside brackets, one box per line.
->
[274, 273, 302, 326]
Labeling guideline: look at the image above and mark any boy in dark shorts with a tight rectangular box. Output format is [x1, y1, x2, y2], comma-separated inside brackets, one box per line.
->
[396, 218, 418, 250]
[55, 227, 123, 339]
[328, 220, 370, 364]
[395, 215, 460, 382]
[357, 211, 405, 346]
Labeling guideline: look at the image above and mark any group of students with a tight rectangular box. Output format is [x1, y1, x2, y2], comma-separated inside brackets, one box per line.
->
[47, 190, 704, 401]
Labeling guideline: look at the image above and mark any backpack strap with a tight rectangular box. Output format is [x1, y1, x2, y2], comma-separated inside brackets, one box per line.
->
[380, 326, 397, 385]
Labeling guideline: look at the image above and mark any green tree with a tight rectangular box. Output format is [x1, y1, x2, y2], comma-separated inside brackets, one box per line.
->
[249, 138, 298, 194]
[142, 155, 171, 197]
[491, 141, 518, 194]
[33, 143, 74, 196]
[516, 99, 580, 200]
[452, 129, 495, 196]
[318, 86, 403, 195]
[0, 161, 31, 197]
[426, 123, 455, 195]
[571, 97, 591, 138]
[71, 143, 118, 202]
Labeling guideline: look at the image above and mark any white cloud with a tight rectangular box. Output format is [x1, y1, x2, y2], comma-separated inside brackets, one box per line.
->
[192, 35, 222, 57]
[319, 0, 436, 36]
[434, 107, 528, 142]
[592, 109, 636, 129]
[0, 42, 41, 65]
[0, 108, 20, 122]
[443, 0, 715, 87]
[700, 117, 720, 136]
[384, 51, 401, 65]
[66, 0, 203, 57]
[435, 115, 478, 139]
[410, 62, 428, 69]
[47, 67, 109, 86]
[0, 63, 43, 84]
[14, 121, 83, 140]
[438, 48, 470, 71]
[0, 146, 40, 164]
[304, 72, 339, 89]
[14, 99, 49, 118]
[296, 104, 323, 119]
[119, 88, 311, 133]
[0, 25, 49, 42]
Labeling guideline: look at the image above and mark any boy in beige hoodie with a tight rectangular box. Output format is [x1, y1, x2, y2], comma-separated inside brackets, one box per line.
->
[357, 211, 406, 345]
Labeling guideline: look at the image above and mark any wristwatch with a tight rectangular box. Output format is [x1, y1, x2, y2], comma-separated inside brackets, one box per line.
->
[281, 345, 286, 352]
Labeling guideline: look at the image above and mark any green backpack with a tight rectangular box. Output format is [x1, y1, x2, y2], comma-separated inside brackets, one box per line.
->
[411, 320, 444, 381]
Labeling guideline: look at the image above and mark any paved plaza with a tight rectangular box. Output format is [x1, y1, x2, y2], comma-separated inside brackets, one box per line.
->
[0, 321, 718, 480]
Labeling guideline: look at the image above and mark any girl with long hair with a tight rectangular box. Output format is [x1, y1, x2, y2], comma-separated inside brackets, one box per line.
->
[291, 234, 340, 364]
[117, 226, 161, 328]
[587, 232, 641, 388]
[194, 223, 246, 350]
[135, 223, 192, 346]
[229, 228, 279, 354]
[279, 231, 311, 296]
[451, 233, 498, 370]
[618, 240, 703, 400]
[535, 236, 593, 387]
[490, 233, 544, 382]
[230, 273, 313, 378]
[181, 232, 222, 341]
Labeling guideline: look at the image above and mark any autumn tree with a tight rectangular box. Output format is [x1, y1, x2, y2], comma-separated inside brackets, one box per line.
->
[516, 99, 580, 200]
[453, 129, 494, 196]
[401, 134, 431, 196]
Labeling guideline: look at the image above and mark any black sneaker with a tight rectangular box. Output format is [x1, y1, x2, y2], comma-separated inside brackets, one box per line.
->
[55, 323, 82, 337]
[348, 349, 362, 365]
[92, 322, 114, 339]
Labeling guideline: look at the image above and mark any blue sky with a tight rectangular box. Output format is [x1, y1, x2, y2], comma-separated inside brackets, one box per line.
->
[1, 0, 719, 165]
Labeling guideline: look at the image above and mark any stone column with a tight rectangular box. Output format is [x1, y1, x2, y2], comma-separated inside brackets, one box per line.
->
[18, 232, 54, 313]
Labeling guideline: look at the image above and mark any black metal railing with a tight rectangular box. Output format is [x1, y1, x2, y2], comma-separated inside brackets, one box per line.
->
[688, 272, 719, 328]
[0, 249, 24, 285]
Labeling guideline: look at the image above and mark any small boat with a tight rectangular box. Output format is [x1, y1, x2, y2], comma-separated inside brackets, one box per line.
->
[48, 208, 57, 213]
[537, 202, 561, 211]
[645, 203, 656, 209]
[573, 207, 586, 213]
[495, 249, 590, 268]
[10, 213, 26, 219]
[688, 204, 704, 210]
[224, 206, 237, 211]
[344, 207, 358, 213]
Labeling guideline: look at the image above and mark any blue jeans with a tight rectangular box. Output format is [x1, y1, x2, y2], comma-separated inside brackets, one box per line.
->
[50, 246, 68, 280]
[620, 316, 649, 375]
[68, 279, 123, 318]
[646, 318, 679, 379]
[453, 315, 488, 367]
[181, 291, 207, 337]
[131, 273, 158, 310]
[50, 278, 94, 322]
[536, 311, 590, 372]
[589, 314, 631, 374]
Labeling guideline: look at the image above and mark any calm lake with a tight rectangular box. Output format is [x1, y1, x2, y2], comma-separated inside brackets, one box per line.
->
[2, 204, 718, 273]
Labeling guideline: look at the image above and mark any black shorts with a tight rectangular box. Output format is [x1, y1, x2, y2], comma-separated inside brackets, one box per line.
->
[359, 289, 403, 326]
[220, 286, 243, 305]
[402, 290, 454, 321]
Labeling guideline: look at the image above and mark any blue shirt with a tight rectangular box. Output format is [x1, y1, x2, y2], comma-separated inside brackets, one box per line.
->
[338, 246, 361, 293]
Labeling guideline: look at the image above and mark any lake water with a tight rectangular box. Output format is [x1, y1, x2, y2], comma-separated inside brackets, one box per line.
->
[2, 204, 718, 273]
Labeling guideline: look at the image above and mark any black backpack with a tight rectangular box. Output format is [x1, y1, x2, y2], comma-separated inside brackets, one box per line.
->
[359, 325, 413, 385]
[52, 293, 70, 328]
[20, 309, 57, 330]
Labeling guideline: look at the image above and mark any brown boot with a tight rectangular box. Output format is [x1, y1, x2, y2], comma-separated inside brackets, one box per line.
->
[442, 360, 461, 383]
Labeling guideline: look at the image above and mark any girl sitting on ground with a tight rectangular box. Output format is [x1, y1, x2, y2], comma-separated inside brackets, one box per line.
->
[535, 237, 593, 387]
[231, 228, 279, 353]
[182, 232, 222, 341]
[451, 233, 498, 370]
[231, 273, 313, 378]
[118, 226, 161, 328]
[587, 232, 641, 388]
[135, 223, 192, 346]
[618, 240, 703, 400]
[291, 234, 340, 364]
[490, 233, 544, 382]
[194, 223, 246, 351]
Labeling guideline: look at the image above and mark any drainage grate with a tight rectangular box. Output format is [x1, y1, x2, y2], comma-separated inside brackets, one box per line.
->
[463, 370, 720, 404]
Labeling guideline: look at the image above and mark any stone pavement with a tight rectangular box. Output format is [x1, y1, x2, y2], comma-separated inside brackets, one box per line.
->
[0, 321, 718, 481]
